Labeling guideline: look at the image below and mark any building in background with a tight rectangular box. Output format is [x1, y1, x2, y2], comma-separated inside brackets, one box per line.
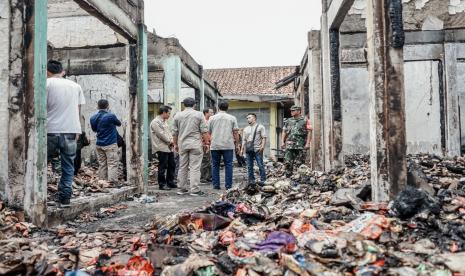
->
[206, 66, 297, 158]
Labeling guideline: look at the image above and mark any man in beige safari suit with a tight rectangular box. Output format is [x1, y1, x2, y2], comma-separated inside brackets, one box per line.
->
[172, 98, 209, 196]
[150, 105, 177, 190]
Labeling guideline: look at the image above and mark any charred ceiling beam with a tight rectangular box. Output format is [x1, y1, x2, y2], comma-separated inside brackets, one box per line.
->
[327, 0, 356, 29]
[73, 0, 139, 42]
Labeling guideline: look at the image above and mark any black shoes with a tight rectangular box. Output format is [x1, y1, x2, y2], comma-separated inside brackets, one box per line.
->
[47, 197, 71, 208]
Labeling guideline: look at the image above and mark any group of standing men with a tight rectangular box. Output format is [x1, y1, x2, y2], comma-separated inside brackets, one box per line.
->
[151, 98, 271, 196]
[151, 98, 312, 196]
[46, 59, 125, 207]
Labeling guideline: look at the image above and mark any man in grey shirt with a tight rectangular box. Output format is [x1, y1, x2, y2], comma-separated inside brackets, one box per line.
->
[209, 100, 240, 190]
[241, 113, 267, 186]
[172, 98, 209, 196]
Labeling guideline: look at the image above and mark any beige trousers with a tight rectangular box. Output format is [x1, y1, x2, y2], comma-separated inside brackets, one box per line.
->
[177, 147, 203, 192]
[96, 143, 119, 182]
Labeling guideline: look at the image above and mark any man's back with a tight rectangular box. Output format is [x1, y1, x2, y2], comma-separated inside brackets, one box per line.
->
[47, 77, 85, 134]
[90, 111, 121, 146]
[173, 108, 207, 150]
[209, 112, 239, 150]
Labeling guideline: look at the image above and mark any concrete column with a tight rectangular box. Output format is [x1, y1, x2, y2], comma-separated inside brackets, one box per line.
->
[7, 0, 27, 209]
[126, 25, 149, 193]
[320, 14, 333, 171]
[200, 67, 205, 110]
[162, 55, 182, 115]
[444, 44, 461, 156]
[367, 0, 407, 201]
[23, 0, 48, 226]
[329, 30, 343, 166]
[308, 31, 324, 171]
[0, 0, 10, 197]
[137, 24, 148, 193]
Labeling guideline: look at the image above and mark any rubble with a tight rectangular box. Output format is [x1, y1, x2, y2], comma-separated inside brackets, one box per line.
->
[0, 154, 464, 275]
[148, 154, 465, 275]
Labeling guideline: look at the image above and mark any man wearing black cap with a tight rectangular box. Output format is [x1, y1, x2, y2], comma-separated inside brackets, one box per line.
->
[172, 98, 209, 196]
[281, 105, 312, 177]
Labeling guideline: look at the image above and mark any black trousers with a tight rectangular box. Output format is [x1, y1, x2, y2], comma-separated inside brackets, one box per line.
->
[157, 151, 176, 187]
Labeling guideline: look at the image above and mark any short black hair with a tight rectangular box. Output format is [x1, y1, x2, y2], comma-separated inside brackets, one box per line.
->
[47, 60, 63, 74]
[158, 105, 172, 115]
[98, 99, 109, 110]
[183, 97, 196, 108]
[247, 113, 257, 119]
[218, 100, 229, 111]
[203, 108, 213, 115]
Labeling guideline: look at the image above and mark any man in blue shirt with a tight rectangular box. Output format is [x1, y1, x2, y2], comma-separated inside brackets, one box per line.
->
[90, 99, 122, 183]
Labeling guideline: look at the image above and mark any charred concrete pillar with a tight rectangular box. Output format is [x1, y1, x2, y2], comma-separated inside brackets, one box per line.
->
[320, 14, 343, 170]
[308, 31, 324, 171]
[7, 0, 27, 210]
[444, 44, 461, 156]
[329, 30, 343, 166]
[367, 0, 407, 201]
[320, 14, 332, 171]
[162, 55, 182, 115]
[0, 0, 10, 197]
[127, 25, 149, 194]
[199, 66, 205, 111]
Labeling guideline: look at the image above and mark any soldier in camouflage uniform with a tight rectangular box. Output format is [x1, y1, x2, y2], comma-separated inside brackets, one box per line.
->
[281, 105, 312, 177]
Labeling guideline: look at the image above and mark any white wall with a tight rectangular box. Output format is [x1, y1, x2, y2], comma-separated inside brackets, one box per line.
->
[68, 74, 129, 163]
[404, 61, 442, 155]
[340, 61, 443, 156]
[47, 0, 127, 48]
[341, 67, 370, 154]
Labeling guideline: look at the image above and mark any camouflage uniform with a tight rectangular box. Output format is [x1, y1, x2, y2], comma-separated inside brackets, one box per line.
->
[283, 116, 308, 176]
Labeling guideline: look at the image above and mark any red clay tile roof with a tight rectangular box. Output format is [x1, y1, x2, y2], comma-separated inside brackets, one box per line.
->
[205, 66, 297, 96]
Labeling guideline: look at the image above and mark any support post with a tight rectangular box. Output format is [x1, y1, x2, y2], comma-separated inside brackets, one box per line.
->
[162, 55, 182, 115]
[444, 44, 461, 156]
[320, 14, 332, 171]
[308, 31, 324, 171]
[7, 0, 27, 208]
[0, 0, 11, 196]
[199, 66, 205, 111]
[329, 30, 343, 166]
[137, 24, 148, 192]
[23, 0, 48, 226]
[367, 0, 407, 201]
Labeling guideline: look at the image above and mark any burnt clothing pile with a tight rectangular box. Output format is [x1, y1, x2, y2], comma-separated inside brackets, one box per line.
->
[149, 154, 465, 275]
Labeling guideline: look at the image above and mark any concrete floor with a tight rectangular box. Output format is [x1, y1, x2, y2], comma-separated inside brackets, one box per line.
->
[72, 166, 248, 233]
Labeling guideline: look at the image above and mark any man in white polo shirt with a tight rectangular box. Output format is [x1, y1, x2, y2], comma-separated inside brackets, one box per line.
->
[46, 60, 85, 207]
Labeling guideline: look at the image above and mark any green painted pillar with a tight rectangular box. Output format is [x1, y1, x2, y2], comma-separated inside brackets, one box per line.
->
[24, 0, 48, 226]
[138, 24, 148, 192]
[162, 55, 182, 115]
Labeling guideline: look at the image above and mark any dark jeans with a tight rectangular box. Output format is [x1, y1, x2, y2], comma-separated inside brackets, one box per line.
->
[246, 151, 266, 183]
[211, 149, 234, 189]
[157, 151, 176, 187]
[47, 133, 77, 201]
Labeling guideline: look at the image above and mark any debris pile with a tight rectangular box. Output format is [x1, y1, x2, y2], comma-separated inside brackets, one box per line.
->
[149, 154, 465, 275]
[1, 154, 465, 275]
[47, 166, 130, 201]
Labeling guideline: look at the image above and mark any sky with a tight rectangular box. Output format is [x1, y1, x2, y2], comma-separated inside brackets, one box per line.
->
[144, 0, 322, 69]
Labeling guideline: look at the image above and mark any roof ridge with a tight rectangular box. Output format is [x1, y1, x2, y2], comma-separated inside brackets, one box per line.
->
[205, 65, 297, 71]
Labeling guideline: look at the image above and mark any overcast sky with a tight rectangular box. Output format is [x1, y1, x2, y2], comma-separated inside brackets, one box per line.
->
[144, 0, 322, 69]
